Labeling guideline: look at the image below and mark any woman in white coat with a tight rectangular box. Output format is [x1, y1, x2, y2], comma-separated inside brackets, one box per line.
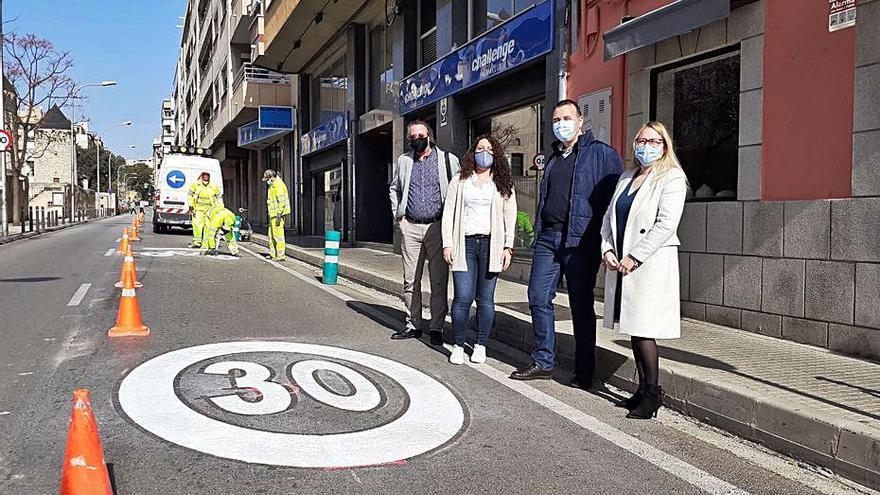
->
[442, 134, 517, 365]
[600, 121, 688, 420]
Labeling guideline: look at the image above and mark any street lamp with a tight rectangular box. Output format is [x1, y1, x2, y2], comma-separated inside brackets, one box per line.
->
[69, 80, 118, 221]
[96, 121, 132, 211]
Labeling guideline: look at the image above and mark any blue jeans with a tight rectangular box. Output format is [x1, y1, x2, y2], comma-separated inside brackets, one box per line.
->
[527, 230, 600, 375]
[451, 236, 499, 346]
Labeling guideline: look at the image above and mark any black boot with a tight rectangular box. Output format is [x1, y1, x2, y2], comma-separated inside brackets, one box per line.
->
[626, 385, 662, 419]
[616, 385, 645, 410]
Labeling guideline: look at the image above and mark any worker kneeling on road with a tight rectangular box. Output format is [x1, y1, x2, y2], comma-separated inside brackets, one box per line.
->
[201, 203, 239, 256]
[188, 171, 221, 248]
[263, 169, 290, 261]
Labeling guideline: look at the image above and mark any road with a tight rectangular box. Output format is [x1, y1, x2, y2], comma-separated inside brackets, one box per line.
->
[0, 213, 868, 494]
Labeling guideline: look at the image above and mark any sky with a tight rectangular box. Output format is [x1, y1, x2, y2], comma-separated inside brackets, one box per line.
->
[5, 0, 187, 160]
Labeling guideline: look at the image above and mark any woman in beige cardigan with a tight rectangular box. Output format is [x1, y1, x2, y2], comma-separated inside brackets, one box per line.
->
[601, 121, 688, 419]
[442, 135, 517, 365]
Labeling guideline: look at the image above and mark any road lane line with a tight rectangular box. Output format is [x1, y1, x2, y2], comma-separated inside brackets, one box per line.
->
[66, 283, 92, 307]
[104, 248, 115, 257]
[241, 245, 749, 495]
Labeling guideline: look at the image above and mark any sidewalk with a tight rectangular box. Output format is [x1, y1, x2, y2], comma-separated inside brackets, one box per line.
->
[252, 234, 880, 490]
[0, 217, 104, 245]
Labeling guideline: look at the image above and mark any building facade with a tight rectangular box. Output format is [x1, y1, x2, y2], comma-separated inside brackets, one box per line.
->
[170, 0, 298, 226]
[255, 0, 561, 244]
[563, 0, 879, 360]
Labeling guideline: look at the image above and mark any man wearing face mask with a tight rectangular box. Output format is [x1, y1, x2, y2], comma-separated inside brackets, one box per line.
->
[388, 120, 461, 345]
[510, 99, 623, 387]
[262, 169, 291, 261]
[188, 171, 221, 248]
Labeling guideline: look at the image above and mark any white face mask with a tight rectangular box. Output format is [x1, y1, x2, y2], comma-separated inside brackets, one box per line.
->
[553, 120, 579, 142]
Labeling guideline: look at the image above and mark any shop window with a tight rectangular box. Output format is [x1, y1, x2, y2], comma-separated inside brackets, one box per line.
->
[471, 103, 541, 248]
[419, 0, 437, 67]
[369, 25, 394, 110]
[652, 48, 740, 201]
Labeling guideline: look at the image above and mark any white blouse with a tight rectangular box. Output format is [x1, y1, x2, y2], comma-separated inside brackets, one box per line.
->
[461, 174, 494, 236]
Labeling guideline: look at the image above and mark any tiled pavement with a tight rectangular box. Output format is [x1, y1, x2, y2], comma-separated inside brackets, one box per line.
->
[252, 234, 880, 490]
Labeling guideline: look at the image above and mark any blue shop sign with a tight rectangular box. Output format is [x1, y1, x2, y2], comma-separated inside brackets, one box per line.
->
[259, 106, 295, 130]
[238, 120, 288, 148]
[398, 0, 554, 114]
[301, 113, 348, 156]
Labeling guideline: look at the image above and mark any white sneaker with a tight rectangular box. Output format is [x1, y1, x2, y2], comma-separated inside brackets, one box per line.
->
[470, 344, 487, 364]
[449, 345, 465, 365]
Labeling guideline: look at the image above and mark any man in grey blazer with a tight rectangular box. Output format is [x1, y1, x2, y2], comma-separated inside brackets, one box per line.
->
[388, 120, 460, 344]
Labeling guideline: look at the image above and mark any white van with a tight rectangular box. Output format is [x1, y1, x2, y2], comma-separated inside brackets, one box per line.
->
[153, 152, 223, 233]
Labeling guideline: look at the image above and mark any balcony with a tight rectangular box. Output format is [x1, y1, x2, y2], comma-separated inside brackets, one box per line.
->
[256, 0, 365, 73]
[231, 0, 253, 44]
[199, 63, 292, 148]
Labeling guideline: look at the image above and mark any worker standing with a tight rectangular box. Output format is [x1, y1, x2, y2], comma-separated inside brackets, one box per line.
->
[263, 169, 291, 261]
[201, 203, 239, 256]
[188, 171, 221, 248]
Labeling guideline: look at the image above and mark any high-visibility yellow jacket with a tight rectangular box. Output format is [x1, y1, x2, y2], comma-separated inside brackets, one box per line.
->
[206, 205, 236, 232]
[188, 181, 221, 212]
[267, 178, 291, 218]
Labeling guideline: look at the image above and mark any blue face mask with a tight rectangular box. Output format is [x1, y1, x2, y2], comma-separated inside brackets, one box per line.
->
[474, 151, 494, 169]
[635, 145, 663, 167]
[552, 120, 579, 142]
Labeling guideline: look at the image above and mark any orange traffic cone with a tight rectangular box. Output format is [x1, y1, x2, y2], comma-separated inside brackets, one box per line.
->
[108, 269, 150, 337]
[114, 249, 143, 288]
[117, 228, 130, 255]
[59, 389, 113, 495]
[129, 224, 141, 242]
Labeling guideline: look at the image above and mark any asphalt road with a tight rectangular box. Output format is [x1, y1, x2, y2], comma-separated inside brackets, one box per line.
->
[0, 213, 870, 494]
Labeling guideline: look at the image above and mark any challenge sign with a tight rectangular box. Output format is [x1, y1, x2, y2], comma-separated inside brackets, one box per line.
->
[399, 0, 553, 114]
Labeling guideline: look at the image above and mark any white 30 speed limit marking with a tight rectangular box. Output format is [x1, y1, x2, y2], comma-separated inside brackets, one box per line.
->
[118, 341, 465, 468]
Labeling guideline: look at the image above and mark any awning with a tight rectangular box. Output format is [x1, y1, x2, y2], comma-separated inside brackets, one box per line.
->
[603, 0, 730, 61]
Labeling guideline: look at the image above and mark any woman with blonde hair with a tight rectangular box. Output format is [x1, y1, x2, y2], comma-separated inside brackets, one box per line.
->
[600, 121, 688, 419]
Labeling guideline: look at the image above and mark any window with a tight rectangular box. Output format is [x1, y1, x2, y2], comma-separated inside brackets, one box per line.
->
[311, 55, 348, 127]
[473, 0, 533, 36]
[419, 0, 437, 66]
[370, 25, 394, 110]
[510, 153, 524, 176]
[652, 48, 740, 201]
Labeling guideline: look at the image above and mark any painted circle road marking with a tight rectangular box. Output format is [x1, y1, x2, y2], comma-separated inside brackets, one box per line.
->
[118, 342, 465, 468]
[138, 250, 239, 260]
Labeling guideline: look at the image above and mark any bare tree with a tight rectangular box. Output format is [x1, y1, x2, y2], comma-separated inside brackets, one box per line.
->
[490, 121, 521, 150]
[3, 33, 77, 224]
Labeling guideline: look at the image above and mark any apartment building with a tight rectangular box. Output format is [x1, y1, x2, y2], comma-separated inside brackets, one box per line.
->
[254, 0, 561, 245]
[170, 0, 298, 224]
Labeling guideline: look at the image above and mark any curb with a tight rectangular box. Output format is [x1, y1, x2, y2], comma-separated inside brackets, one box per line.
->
[250, 234, 880, 491]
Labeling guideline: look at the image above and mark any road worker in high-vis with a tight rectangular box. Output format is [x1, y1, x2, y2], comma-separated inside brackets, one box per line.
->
[263, 169, 290, 261]
[188, 171, 221, 248]
[201, 203, 239, 256]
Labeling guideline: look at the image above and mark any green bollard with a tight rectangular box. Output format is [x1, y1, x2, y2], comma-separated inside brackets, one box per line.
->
[322, 230, 341, 285]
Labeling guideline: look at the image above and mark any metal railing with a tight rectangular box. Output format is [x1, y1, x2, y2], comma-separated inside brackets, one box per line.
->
[233, 63, 291, 92]
[17, 206, 115, 233]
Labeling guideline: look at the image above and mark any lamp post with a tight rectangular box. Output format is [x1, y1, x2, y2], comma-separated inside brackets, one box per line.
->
[96, 121, 131, 211]
[69, 80, 117, 222]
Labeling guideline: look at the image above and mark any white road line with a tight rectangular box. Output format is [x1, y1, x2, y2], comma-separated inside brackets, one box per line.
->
[141, 247, 199, 251]
[241, 244, 749, 495]
[104, 248, 115, 257]
[66, 283, 92, 307]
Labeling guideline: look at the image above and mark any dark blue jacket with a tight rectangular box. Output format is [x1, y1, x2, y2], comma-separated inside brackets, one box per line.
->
[534, 130, 623, 249]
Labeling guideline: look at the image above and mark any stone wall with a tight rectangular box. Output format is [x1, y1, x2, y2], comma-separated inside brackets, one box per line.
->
[30, 129, 74, 185]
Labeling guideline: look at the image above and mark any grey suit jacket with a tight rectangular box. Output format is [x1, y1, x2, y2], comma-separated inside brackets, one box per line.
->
[388, 147, 461, 219]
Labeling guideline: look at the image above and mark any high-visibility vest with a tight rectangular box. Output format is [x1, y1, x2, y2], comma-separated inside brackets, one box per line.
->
[267, 179, 291, 217]
[189, 182, 220, 211]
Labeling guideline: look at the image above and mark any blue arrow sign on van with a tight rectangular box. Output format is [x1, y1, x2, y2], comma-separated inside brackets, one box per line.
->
[166, 170, 186, 189]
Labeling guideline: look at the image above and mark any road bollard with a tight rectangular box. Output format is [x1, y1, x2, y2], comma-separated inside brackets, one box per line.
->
[322, 230, 341, 285]
[19, 208, 26, 232]
[28, 207, 34, 232]
[233, 214, 241, 242]
[39, 207, 45, 230]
